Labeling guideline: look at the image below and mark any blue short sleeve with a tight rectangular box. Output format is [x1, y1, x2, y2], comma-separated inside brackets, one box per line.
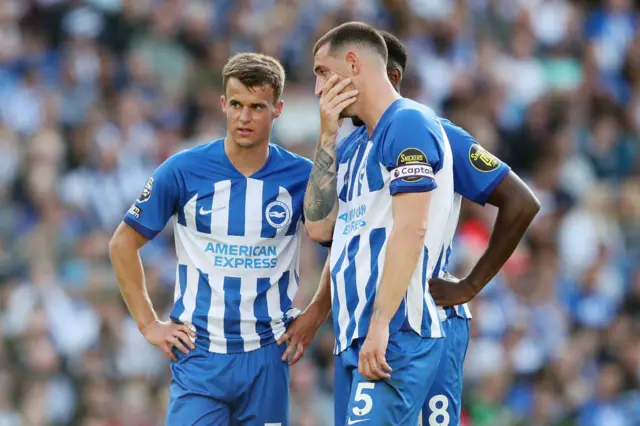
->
[441, 119, 510, 206]
[381, 109, 443, 195]
[123, 157, 182, 240]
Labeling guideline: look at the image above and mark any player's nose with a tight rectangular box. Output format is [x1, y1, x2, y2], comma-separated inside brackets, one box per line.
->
[239, 107, 251, 122]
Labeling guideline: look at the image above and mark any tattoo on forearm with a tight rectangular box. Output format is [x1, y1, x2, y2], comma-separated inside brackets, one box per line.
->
[304, 144, 337, 221]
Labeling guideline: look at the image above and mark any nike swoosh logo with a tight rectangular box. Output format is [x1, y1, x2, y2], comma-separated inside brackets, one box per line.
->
[199, 206, 226, 215]
[347, 419, 369, 425]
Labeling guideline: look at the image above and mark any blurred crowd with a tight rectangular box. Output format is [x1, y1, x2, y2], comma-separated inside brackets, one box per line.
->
[0, 0, 639, 425]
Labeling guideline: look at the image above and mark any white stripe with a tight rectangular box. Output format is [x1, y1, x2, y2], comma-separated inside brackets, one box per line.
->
[244, 179, 264, 237]
[287, 269, 298, 305]
[240, 278, 260, 352]
[463, 303, 472, 318]
[286, 248, 299, 304]
[358, 142, 373, 196]
[173, 261, 182, 303]
[336, 155, 349, 197]
[438, 306, 448, 322]
[266, 275, 283, 339]
[426, 291, 443, 337]
[335, 255, 350, 352]
[184, 193, 198, 230]
[178, 265, 199, 325]
[207, 274, 227, 353]
[212, 180, 231, 234]
[407, 248, 426, 332]
[276, 185, 293, 235]
[425, 247, 444, 337]
[272, 269, 297, 342]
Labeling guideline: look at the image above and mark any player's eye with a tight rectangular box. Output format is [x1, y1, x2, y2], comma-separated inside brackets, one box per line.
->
[252, 105, 264, 110]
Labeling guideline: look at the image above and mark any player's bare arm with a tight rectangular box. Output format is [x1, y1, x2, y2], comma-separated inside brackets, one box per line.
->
[304, 75, 358, 242]
[277, 251, 332, 365]
[430, 171, 540, 306]
[359, 191, 432, 381]
[109, 223, 195, 361]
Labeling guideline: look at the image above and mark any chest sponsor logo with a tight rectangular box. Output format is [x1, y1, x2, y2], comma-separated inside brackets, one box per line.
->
[339, 205, 367, 235]
[204, 243, 278, 269]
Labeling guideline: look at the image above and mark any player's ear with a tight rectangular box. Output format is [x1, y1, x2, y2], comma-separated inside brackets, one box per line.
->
[388, 69, 401, 88]
[220, 96, 227, 113]
[345, 51, 360, 76]
[272, 100, 284, 119]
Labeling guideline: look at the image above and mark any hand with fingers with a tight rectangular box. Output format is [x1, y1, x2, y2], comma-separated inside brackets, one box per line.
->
[429, 275, 478, 307]
[140, 320, 197, 361]
[277, 305, 326, 366]
[319, 75, 359, 141]
[358, 319, 393, 381]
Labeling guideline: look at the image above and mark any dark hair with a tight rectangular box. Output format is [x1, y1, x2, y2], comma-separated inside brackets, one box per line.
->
[379, 30, 408, 73]
[313, 21, 387, 62]
[222, 53, 286, 101]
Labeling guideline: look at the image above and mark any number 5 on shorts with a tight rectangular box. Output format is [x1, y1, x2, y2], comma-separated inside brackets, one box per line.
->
[352, 382, 375, 416]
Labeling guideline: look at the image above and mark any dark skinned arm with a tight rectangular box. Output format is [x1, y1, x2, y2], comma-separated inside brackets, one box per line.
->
[430, 171, 540, 306]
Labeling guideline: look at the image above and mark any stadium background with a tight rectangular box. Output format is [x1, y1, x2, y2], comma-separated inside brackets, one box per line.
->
[0, 0, 639, 425]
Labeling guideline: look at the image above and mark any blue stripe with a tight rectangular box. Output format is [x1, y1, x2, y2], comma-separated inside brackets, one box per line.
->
[357, 228, 386, 339]
[434, 245, 455, 317]
[421, 246, 431, 333]
[343, 236, 361, 345]
[443, 243, 453, 271]
[170, 264, 188, 322]
[254, 278, 273, 347]
[338, 163, 350, 203]
[356, 158, 367, 198]
[286, 181, 305, 236]
[228, 180, 246, 236]
[278, 271, 292, 315]
[395, 298, 410, 332]
[347, 145, 366, 201]
[177, 201, 186, 226]
[366, 148, 384, 192]
[260, 182, 280, 238]
[422, 246, 429, 298]
[433, 246, 445, 279]
[192, 269, 212, 347]
[444, 242, 462, 317]
[330, 246, 347, 353]
[196, 188, 213, 234]
[223, 276, 243, 353]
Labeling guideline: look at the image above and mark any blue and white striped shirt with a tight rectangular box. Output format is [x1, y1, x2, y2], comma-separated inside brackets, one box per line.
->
[337, 117, 511, 324]
[124, 139, 311, 353]
[330, 98, 454, 354]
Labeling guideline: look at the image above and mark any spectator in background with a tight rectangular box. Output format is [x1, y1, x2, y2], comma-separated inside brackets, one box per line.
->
[0, 1, 638, 425]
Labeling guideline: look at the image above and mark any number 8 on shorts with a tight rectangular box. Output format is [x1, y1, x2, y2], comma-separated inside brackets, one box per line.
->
[428, 395, 450, 426]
